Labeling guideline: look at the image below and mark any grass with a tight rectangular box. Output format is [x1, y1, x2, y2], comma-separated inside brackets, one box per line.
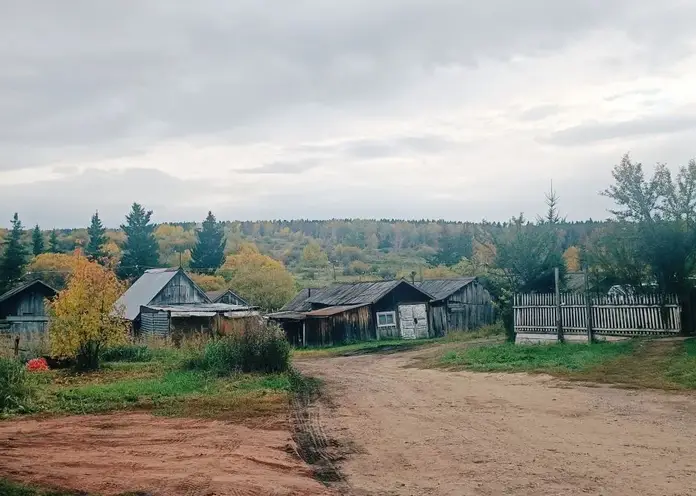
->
[292, 338, 435, 358]
[0, 479, 83, 496]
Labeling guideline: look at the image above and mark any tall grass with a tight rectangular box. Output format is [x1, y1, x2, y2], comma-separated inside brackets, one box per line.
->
[101, 345, 153, 363]
[0, 358, 33, 413]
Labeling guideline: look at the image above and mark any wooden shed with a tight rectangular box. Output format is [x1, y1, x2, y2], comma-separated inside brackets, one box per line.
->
[0, 280, 57, 335]
[269, 280, 433, 346]
[416, 278, 494, 335]
[206, 289, 249, 306]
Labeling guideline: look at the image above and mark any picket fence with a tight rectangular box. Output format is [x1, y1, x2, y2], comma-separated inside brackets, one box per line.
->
[514, 293, 681, 343]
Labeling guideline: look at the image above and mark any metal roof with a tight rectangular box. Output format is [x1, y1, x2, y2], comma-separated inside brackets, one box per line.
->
[280, 288, 319, 312]
[114, 268, 182, 320]
[305, 304, 367, 317]
[306, 280, 429, 306]
[0, 279, 57, 304]
[415, 278, 477, 301]
[267, 310, 306, 321]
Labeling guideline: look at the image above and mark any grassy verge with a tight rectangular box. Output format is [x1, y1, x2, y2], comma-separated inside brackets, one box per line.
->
[431, 338, 696, 390]
[0, 479, 83, 496]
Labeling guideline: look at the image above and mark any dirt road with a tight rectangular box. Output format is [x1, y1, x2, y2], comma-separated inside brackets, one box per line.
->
[297, 347, 696, 496]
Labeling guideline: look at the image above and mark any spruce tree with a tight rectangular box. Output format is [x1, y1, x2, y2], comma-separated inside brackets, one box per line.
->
[86, 211, 107, 262]
[190, 211, 226, 273]
[32, 224, 45, 256]
[0, 213, 29, 293]
[118, 203, 159, 280]
[48, 230, 61, 253]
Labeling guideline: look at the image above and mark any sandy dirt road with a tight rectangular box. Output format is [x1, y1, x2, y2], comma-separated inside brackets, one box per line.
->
[297, 347, 696, 496]
[0, 413, 332, 496]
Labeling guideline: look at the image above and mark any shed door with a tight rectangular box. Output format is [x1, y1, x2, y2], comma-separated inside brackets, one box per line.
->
[398, 304, 428, 339]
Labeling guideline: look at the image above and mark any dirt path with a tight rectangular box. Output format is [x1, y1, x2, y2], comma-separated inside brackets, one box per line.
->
[0, 413, 332, 496]
[297, 347, 696, 496]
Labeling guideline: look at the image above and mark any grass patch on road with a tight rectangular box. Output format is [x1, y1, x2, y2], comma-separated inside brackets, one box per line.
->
[434, 338, 696, 390]
[0, 479, 83, 496]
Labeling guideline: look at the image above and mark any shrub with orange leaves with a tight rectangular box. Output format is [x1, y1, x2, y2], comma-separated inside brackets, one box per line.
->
[26, 357, 49, 372]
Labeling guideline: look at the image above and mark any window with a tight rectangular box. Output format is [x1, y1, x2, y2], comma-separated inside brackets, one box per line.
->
[377, 311, 396, 327]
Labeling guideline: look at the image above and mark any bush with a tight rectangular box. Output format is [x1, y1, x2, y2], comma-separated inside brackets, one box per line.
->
[101, 345, 154, 363]
[194, 324, 291, 375]
[0, 357, 33, 412]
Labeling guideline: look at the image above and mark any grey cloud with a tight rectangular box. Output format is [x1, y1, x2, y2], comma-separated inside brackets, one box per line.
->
[241, 159, 321, 175]
[519, 105, 562, 122]
[2, 0, 682, 170]
[342, 135, 465, 159]
[544, 113, 696, 146]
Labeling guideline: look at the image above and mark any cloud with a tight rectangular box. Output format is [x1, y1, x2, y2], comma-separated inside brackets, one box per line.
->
[544, 113, 696, 146]
[519, 105, 562, 122]
[241, 159, 321, 175]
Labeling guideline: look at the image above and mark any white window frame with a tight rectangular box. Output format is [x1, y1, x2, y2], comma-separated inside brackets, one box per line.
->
[376, 311, 396, 327]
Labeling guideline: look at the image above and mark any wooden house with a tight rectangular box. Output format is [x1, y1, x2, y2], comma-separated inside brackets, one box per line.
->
[269, 280, 433, 346]
[206, 289, 249, 306]
[114, 268, 256, 337]
[416, 278, 494, 335]
[0, 280, 57, 335]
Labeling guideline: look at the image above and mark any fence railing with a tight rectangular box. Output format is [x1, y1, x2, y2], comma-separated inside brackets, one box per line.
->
[514, 293, 681, 343]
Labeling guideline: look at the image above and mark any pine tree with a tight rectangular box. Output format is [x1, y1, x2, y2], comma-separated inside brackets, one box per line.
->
[118, 203, 160, 279]
[86, 211, 107, 262]
[48, 230, 61, 253]
[32, 225, 45, 256]
[0, 213, 29, 293]
[190, 211, 226, 273]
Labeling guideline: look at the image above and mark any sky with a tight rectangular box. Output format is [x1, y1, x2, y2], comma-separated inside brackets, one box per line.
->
[2, 0, 696, 228]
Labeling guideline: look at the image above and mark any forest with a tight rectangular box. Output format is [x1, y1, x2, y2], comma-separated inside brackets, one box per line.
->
[1, 154, 696, 335]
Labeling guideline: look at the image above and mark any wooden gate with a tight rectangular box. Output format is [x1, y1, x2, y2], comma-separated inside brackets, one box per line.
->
[398, 304, 429, 340]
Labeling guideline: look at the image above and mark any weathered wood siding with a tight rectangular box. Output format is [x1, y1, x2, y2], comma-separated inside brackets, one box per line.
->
[150, 272, 208, 305]
[305, 306, 374, 346]
[216, 291, 248, 306]
[0, 288, 51, 334]
[430, 282, 495, 336]
[373, 284, 432, 339]
[140, 309, 170, 337]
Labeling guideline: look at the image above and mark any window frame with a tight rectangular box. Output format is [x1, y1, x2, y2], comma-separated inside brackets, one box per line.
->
[376, 311, 396, 328]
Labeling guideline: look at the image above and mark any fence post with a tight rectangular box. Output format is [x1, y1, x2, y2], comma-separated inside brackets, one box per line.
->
[555, 268, 564, 343]
[585, 270, 593, 343]
[13, 335, 19, 358]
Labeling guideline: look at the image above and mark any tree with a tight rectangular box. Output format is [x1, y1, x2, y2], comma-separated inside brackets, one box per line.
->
[428, 228, 473, 267]
[219, 243, 296, 310]
[31, 225, 45, 256]
[85, 211, 107, 262]
[189, 273, 227, 291]
[118, 203, 159, 280]
[50, 255, 129, 370]
[190, 211, 226, 273]
[27, 253, 77, 290]
[537, 182, 565, 224]
[48, 230, 61, 253]
[0, 213, 29, 293]
[563, 246, 581, 272]
[301, 240, 329, 268]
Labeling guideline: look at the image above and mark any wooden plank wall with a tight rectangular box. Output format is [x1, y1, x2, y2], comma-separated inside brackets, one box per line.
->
[514, 293, 681, 340]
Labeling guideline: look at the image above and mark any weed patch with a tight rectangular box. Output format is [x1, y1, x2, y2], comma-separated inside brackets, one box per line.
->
[0, 358, 34, 413]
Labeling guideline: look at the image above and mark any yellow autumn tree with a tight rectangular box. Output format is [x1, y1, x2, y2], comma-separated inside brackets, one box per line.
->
[219, 243, 296, 310]
[563, 246, 581, 272]
[27, 253, 78, 290]
[50, 255, 129, 370]
[190, 273, 227, 291]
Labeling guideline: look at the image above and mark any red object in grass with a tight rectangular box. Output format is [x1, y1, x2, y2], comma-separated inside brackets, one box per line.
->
[27, 357, 49, 371]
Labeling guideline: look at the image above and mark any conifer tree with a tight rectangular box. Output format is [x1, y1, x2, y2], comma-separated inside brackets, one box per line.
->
[0, 213, 29, 293]
[48, 230, 61, 253]
[118, 203, 159, 279]
[190, 211, 226, 273]
[32, 224, 45, 256]
[85, 211, 108, 262]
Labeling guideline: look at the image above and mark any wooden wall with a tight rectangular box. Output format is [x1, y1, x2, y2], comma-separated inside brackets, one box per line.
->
[305, 306, 374, 346]
[430, 282, 495, 336]
[0, 288, 51, 334]
[216, 292, 247, 306]
[151, 272, 208, 305]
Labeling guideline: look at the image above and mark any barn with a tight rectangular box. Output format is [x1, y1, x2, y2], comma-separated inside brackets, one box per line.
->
[0, 280, 57, 335]
[416, 278, 494, 335]
[269, 280, 433, 346]
[114, 268, 257, 337]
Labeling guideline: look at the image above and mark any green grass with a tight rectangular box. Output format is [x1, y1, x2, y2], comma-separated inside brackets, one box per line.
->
[441, 341, 636, 372]
[293, 338, 435, 358]
[664, 339, 696, 388]
[0, 479, 82, 496]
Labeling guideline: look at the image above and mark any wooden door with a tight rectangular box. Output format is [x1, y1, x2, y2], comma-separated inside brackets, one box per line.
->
[398, 304, 429, 339]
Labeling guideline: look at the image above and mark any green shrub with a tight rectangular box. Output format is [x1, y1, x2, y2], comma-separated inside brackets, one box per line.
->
[0, 357, 33, 413]
[101, 345, 153, 363]
[195, 324, 291, 375]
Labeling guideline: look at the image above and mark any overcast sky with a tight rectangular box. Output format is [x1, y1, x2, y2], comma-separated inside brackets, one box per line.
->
[2, 1, 696, 228]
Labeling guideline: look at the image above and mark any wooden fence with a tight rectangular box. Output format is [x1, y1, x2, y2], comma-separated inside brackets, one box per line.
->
[514, 293, 681, 343]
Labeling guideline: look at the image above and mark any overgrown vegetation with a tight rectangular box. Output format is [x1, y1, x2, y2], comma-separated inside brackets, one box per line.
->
[0, 479, 82, 496]
[0, 357, 33, 413]
[101, 345, 153, 363]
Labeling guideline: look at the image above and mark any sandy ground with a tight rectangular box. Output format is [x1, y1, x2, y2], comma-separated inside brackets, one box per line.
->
[0, 413, 331, 496]
[297, 347, 696, 496]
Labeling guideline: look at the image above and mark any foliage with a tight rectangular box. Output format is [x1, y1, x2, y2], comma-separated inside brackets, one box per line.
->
[0, 213, 29, 294]
[427, 228, 473, 266]
[301, 240, 329, 268]
[26, 253, 76, 290]
[31, 225, 45, 256]
[440, 341, 634, 372]
[563, 246, 581, 272]
[0, 357, 33, 412]
[155, 224, 195, 266]
[101, 345, 153, 363]
[189, 273, 227, 291]
[0, 479, 80, 496]
[346, 260, 370, 276]
[48, 230, 61, 253]
[219, 243, 296, 310]
[537, 182, 565, 224]
[190, 211, 226, 273]
[85, 211, 107, 263]
[118, 203, 160, 280]
[50, 256, 129, 370]
[26, 358, 49, 372]
[193, 324, 291, 375]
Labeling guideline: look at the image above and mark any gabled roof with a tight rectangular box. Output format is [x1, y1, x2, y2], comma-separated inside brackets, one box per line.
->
[0, 280, 57, 304]
[416, 278, 477, 301]
[279, 288, 319, 312]
[114, 268, 211, 320]
[206, 289, 249, 305]
[306, 280, 431, 306]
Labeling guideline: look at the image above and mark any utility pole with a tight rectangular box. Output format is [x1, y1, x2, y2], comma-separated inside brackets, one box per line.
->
[585, 267, 593, 343]
[555, 267, 564, 343]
